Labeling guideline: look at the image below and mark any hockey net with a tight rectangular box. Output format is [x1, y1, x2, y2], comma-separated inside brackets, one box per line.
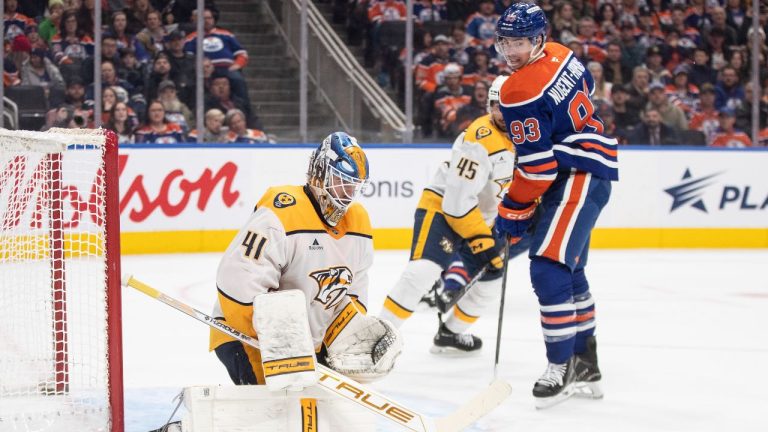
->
[0, 128, 123, 431]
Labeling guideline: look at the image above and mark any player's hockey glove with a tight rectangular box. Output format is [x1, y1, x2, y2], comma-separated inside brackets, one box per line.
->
[496, 195, 537, 245]
[468, 235, 504, 273]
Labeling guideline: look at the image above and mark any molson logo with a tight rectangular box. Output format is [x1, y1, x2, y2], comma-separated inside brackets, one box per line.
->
[119, 154, 240, 222]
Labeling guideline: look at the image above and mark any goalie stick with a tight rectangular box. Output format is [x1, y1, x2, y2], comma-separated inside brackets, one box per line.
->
[123, 275, 511, 432]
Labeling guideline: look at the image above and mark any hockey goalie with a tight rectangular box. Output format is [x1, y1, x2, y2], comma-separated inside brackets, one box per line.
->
[210, 131, 402, 391]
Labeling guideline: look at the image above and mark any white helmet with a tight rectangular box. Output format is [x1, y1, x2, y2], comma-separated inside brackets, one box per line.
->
[487, 75, 508, 114]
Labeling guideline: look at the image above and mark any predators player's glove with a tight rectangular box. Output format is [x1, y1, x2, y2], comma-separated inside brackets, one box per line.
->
[467, 235, 504, 272]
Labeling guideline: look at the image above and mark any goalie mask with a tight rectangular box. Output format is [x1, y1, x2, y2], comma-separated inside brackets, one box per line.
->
[307, 132, 370, 227]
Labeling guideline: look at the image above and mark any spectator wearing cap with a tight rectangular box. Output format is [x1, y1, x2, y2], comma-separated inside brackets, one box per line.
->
[9, 34, 32, 70]
[689, 83, 720, 144]
[51, 10, 95, 66]
[4, 0, 36, 42]
[643, 46, 671, 85]
[627, 106, 680, 145]
[224, 109, 271, 144]
[665, 65, 699, 119]
[433, 63, 472, 138]
[137, 10, 167, 58]
[134, 100, 186, 144]
[715, 66, 746, 111]
[109, 11, 150, 63]
[157, 80, 194, 134]
[689, 48, 717, 87]
[610, 84, 641, 131]
[602, 41, 632, 86]
[184, 8, 251, 106]
[39, 0, 65, 43]
[187, 108, 228, 143]
[465, 0, 498, 49]
[647, 81, 688, 132]
[20, 47, 66, 90]
[205, 70, 258, 129]
[44, 76, 92, 130]
[710, 108, 753, 147]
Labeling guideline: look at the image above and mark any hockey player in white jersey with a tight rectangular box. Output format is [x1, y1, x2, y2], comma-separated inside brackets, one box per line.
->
[379, 76, 531, 355]
[210, 132, 402, 388]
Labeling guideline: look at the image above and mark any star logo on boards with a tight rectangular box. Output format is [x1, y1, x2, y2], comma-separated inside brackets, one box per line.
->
[663, 168, 721, 213]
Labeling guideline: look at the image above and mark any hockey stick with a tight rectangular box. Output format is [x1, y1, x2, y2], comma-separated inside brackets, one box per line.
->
[123, 275, 511, 432]
[493, 240, 511, 380]
[435, 266, 488, 314]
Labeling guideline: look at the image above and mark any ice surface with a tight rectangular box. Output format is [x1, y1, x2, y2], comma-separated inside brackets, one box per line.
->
[123, 249, 768, 432]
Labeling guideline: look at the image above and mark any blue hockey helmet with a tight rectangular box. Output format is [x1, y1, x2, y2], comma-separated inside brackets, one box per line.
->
[307, 132, 370, 226]
[495, 3, 548, 41]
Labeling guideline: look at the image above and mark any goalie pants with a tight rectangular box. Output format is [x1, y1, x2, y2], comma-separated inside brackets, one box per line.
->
[527, 170, 611, 364]
[381, 203, 531, 334]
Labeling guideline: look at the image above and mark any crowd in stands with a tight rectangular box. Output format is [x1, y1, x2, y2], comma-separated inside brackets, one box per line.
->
[4, 0, 273, 143]
[336, 0, 768, 146]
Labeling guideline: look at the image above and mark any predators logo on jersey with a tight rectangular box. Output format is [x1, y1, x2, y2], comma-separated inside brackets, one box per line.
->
[476, 126, 492, 140]
[309, 266, 353, 309]
[274, 192, 297, 208]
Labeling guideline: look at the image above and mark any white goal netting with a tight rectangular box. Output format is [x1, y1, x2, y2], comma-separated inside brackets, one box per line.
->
[0, 128, 120, 432]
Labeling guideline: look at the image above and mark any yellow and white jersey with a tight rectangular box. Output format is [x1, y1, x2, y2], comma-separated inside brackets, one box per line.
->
[210, 185, 373, 356]
[424, 114, 515, 240]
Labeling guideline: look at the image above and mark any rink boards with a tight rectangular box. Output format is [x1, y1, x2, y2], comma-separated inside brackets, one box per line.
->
[110, 144, 768, 253]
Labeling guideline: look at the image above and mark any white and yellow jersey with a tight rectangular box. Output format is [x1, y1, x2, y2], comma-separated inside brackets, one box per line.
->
[422, 114, 516, 240]
[210, 185, 373, 381]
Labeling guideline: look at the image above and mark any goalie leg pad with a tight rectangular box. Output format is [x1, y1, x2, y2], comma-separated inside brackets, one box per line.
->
[326, 306, 402, 382]
[253, 290, 318, 391]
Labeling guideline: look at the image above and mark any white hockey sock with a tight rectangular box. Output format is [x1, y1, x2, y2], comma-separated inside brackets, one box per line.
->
[379, 259, 442, 328]
[444, 279, 500, 334]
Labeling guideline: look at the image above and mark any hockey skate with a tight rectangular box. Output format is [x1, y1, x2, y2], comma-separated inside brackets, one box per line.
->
[573, 335, 604, 399]
[429, 322, 482, 356]
[532, 357, 576, 409]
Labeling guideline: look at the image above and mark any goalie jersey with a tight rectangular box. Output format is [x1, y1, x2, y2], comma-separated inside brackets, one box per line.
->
[210, 185, 373, 379]
[423, 114, 516, 240]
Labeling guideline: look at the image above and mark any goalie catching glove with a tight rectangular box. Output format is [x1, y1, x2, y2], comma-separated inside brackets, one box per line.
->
[325, 303, 403, 382]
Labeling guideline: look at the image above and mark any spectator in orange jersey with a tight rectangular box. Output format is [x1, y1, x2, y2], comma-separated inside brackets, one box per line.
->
[224, 109, 272, 144]
[689, 83, 720, 144]
[134, 100, 186, 144]
[433, 63, 472, 138]
[710, 108, 753, 148]
[415, 34, 452, 137]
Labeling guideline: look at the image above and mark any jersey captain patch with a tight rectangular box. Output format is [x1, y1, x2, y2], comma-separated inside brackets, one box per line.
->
[274, 192, 296, 208]
[309, 266, 352, 309]
[476, 126, 492, 140]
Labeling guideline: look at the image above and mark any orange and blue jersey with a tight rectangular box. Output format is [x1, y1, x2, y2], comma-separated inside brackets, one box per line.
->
[134, 123, 185, 144]
[499, 42, 618, 205]
[184, 28, 248, 69]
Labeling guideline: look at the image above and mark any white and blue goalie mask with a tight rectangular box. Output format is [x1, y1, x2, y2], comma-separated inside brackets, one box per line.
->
[307, 132, 370, 226]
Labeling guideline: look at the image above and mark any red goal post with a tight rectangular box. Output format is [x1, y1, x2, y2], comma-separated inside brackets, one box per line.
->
[0, 128, 123, 431]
